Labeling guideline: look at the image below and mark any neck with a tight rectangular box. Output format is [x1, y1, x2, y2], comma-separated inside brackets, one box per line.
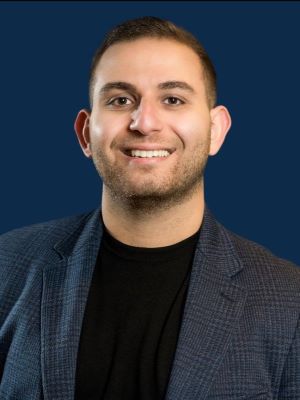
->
[101, 185, 205, 248]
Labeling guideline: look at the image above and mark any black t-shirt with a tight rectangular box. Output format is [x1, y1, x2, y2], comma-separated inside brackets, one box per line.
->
[75, 225, 200, 400]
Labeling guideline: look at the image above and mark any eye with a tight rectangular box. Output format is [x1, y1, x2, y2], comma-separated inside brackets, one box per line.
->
[107, 97, 134, 107]
[163, 97, 184, 106]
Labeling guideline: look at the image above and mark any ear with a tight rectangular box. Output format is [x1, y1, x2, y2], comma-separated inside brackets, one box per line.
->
[74, 109, 92, 158]
[209, 105, 232, 156]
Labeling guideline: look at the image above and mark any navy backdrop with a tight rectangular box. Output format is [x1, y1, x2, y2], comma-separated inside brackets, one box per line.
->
[1, 1, 299, 265]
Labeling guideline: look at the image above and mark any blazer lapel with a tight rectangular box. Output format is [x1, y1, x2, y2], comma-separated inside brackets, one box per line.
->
[41, 208, 103, 400]
[165, 209, 247, 400]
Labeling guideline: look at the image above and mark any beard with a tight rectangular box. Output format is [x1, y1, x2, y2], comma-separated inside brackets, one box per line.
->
[91, 138, 210, 214]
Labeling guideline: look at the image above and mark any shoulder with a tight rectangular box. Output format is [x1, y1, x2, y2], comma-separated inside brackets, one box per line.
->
[225, 226, 300, 293]
[202, 208, 300, 284]
[0, 210, 94, 266]
[0, 210, 98, 326]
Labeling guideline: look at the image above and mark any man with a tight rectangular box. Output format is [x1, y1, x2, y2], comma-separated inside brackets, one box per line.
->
[0, 16, 299, 400]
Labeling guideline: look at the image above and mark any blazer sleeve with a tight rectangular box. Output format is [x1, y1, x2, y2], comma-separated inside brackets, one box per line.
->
[278, 313, 300, 398]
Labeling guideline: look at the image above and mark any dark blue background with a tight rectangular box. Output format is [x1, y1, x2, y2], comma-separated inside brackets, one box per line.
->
[1, 1, 299, 265]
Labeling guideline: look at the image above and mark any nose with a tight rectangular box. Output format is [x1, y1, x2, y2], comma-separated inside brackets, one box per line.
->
[129, 99, 163, 135]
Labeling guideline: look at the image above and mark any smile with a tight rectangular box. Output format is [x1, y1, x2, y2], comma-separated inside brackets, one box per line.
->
[130, 150, 170, 158]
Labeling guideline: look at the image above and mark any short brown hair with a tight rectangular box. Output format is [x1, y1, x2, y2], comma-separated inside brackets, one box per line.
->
[89, 16, 217, 109]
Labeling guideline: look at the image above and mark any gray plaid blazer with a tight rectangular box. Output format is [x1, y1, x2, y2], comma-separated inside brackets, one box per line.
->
[0, 206, 300, 399]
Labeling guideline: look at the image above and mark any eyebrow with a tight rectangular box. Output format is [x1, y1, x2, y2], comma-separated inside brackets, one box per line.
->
[98, 80, 196, 96]
[158, 81, 195, 93]
[99, 81, 137, 95]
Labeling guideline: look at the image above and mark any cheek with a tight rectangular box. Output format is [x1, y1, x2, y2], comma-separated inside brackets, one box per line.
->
[169, 112, 211, 147]
[90, 113, 126, 148]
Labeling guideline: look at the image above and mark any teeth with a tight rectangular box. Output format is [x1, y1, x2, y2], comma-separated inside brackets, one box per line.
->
[130, 150, 170, 158]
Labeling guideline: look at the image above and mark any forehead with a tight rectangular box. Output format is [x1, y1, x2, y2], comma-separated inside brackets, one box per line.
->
[94, 38, 205, 92]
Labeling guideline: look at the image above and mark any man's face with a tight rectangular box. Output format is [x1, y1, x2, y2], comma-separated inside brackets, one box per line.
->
[88, 38, 215, 209]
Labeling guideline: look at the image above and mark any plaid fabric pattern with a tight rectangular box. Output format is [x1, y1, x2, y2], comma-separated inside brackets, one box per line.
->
[0, 207, 299, 399]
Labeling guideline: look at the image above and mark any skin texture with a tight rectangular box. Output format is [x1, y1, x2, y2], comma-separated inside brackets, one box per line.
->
[75, 38, 231, 247]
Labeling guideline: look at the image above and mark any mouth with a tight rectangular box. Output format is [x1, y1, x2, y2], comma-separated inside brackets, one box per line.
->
[122, 148, 175, 159]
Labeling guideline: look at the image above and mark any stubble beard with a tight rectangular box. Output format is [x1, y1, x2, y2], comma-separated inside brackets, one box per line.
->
[91, 142, 209, 215]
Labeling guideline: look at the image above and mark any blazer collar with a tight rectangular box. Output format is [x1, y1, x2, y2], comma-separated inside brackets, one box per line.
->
[165, 207, 247, 400]
[53, 206, 103, 260]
